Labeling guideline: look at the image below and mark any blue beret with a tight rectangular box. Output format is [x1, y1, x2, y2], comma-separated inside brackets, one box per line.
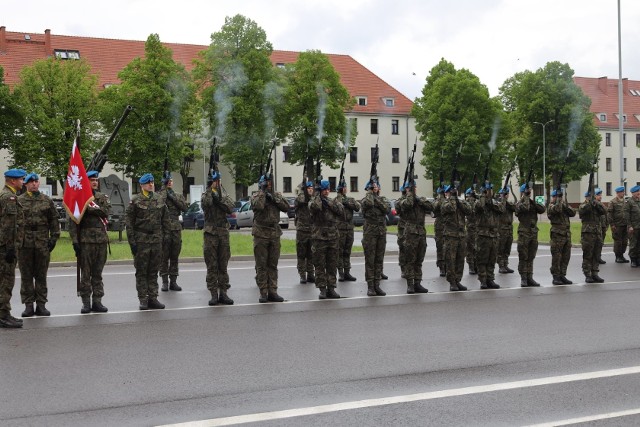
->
[319, 180, 330, 190]
[483, 183, 493, 190]
[305, 181, 314, 188]
[24, 172, 39, 183]
[444, 185, 451, 193]
[631, 185, 640, 193]
[520, 183, 528, 193]
[584, 191, 591, 197]
[162, 173, 172, 183]
[594, 188, 603, 196]
[210, 171, 221, 181]
[86, 170, 99, 178]
[436, 187, 442, 194]
[364, 180, 380, 190]
[465, 187, 472, 195]
[5, 168, 27, 178]
[551, 189, 557, 197]
[139, 173, 154, 184]
[615, 186, 625, 193]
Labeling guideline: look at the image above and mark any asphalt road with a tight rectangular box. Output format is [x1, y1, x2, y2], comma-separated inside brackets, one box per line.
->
[2, 239, 640, 426]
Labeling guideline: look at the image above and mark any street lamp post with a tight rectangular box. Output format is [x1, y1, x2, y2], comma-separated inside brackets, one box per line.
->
[533, 120, 554, 203]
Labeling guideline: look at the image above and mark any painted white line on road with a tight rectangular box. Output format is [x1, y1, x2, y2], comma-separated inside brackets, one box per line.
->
[525, 408, 640, 426]
[157, 366, 640, 427]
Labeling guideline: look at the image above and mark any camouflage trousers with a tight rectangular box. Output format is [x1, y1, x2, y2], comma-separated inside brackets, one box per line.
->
[444, 236, 466, 285]
[362, 232, 386, 283]
[78, 242, 107, 300]
[630, 229, 640, 260]
[475, 234, 497, 282]
[134, 242, 162, 301]
[465, 228, 476, 270]
[581, 232, 602, 277]
[402, 233, 426, 281]
[497, 228, 513, 268]
[612, 225, 628, 256]
[0, 247, 18, 318]
[312, 238, 338, 289]
[397, 226, 406, 274]
[18, 246, 51, 304]
[296, 229, 314, 277]
[550, 232, 571, 277]
[337, 227, 355, 271]
[517, 234, 538, 275]
[204, 232, 231, 293]
[160, 229, 182, 279]
[435, 228, 445, 268]
[254, 236, 281, 291]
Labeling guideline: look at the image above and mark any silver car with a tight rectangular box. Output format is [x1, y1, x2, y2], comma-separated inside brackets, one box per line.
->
[236, 201, 289, 229]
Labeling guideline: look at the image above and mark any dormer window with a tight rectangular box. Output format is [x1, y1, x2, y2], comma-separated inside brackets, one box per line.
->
[357, 97, 367, 106]
[54, 49, 80, 60]
[275, 62, 285, 68]
[599, 113, 607, 122]
[383, 97, 395, 107]
[615, 113, 627, 122]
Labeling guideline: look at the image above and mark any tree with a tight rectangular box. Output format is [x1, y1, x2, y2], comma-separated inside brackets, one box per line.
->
[10, 58, 100, 183]
[499, 61, 601, 191]
[0, 66, 23, 152]
[193, 14, 280, 195]
[412, 59, 506, 192]
[280, 50, 355, 181]
[97, 34, 200, 193]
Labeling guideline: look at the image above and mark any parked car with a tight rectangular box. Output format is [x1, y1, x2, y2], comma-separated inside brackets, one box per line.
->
[386, 199, 400, 225]
[182, 201, 239, 230]
[236, 201, 289, 229]
[285, 196, 296, 218]
[352, 209, 364, 226]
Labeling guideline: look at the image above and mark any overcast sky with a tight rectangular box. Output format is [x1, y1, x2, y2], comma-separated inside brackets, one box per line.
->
[3, 0, 639, 100]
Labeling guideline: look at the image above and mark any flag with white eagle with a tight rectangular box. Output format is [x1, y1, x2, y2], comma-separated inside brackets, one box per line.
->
[63, 139, 94, 224]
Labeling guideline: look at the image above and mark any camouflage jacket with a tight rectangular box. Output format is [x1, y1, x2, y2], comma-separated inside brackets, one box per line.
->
[309, 194, 344, 240]
[515, 196, 545, 236]
[158, 188, 188, 232]
[69, 191, 110, 244]
[397, 193, 433, 236]
[579, 199, 606, 234]
[607, 196, 627, 227]
[251, 190, 289, 239]
[18, 191, 60, 249]
[0, 185, 24, 250]
[498, 197, 516, 230]
[474, 193, 505, 238]
[125, 191, 170, 244]
[294, 191, 313, 232]
[547, 199, 576, 237]
[202, 187, 234, 236]
[464, 197, 477, 233]
[361, 191, 389, 236]
[440, 195, 471, 238]
[625, 197, 640, 229]
[433, 194, 445, 236]
[335, 193, 360, 230]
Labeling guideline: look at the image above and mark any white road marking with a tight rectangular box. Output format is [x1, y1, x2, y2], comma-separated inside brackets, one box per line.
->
[157, 366, 640, 427]
[525, 408, 640, 426]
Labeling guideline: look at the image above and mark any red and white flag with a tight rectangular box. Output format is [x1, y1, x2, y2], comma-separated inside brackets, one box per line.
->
[63, 139, 94, 224]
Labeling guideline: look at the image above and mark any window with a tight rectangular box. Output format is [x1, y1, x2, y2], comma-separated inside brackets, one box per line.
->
[636, 134, 640, 147]
[637, 158, 640, 172]
[606, 158, 612, 171]
[54, 49, 80, 60]
[187, 177, 195, 187]
[350, 147, 358, 163]
[275, 63, 285, 68]
[282, 146, 291, 162]
[599, 113, 607, 122]
[391, 119, 399, 135]
[623, 133, 627, 147]
[383, 98, 395, 107]
[350, 176, 358, 193]
[624, 158, 627, 172]
[370, 119, 378, 134]
[46, 178, 58, 196]
[606, 182, 612, 196]
[606, 133, 611, 147]
[392, 148, 400, 163]
[358, 97, 367, 106]
[392, 177, 400, 192]
[329, 177, 337, 191]
[283, 177, 292, 193]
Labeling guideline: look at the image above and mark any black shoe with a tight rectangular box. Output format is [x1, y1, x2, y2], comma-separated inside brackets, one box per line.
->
[450, 284, 460, 291]
[161, 280, 169, 292]
[338, 272, 345, 282]
[527, 276, 540, 287]
[414, 281, 429, 293]
[374, 284, 386, 296]
[498, 267, 509, 274]
[487, 279, 500, 289]
[22, 303, 35, 318]
[169, 281, 182, 291]
[504, 266, 515, 274]
[598, 258, 606, 265]
[552, 276, 564, 286]
[318, 288, 327, 299]
[259, 290, 269, 303]
[306, 274, 315, 283]
[406, 280, 415, 294]
[208, 293, 219, 306]
[592, 275, 605, 283]
[615, 256, 629, 263]
[585, 276, 595, 283]
[631, 259, 639, 268]
[139, 300, 149, 310]
[344, 272, 357, 281]
[147, 298, 165, 309]
[380, 273, 388, 280]
[367, 284, 376, 296]
[0, 315, 23, 328]
[268, 291, 284, 302]
[327, 288, 341, 299]
[561, 276, 573, 285]
[456, 283, 468, 291]
[439, 267, 446, 277]
[218, 291, 234, 305]
[520, 277, 529, 287]
[81, 300, 92, 314]
[299, 275, 307, 284]
[91, 301, 108, 313]
[480, 282, 488, 290]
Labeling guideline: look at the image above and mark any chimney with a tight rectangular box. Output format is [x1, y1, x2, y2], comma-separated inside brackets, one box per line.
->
[0, 26, 6, 53]
[44, 29, 52, 56]
[597, 76, 608, 95]
[623, 77, 629, 94]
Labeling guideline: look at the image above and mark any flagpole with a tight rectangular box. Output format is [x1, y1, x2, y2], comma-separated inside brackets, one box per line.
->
[75, 120, 81, 297]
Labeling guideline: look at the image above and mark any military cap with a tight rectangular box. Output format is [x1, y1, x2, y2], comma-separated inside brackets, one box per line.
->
[305, 181, 314, 188]
[594, 188, 603, 196]
[483, 182, 493, 190]
[139, 173, 154, 184]
[584, 191, 591, 197]
[436, 187, 442, 194]
[210, 171, 221, 181]
[631, 185, 640, 194]
[24, 172, 39, 183]
[465, 187, 472, 195]
[162, 173, 172, 184]
[4, 168, 27, 178]
[86, 170, 99, 178]
[444, 185, 451, 193]
[364, 179, 379, 190]
[319, 180, 330, 191]
[615, 186, 625, 193]
[551, 189, 558, 197]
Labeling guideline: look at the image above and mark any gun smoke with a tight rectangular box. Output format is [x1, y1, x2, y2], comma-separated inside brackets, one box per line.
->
[214, 61, 248, 138]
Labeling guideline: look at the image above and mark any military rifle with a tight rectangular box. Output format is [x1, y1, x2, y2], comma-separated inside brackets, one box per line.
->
[451, 142, 464, 191]
[369, 137, 380, 185]
[556, 146, 571, 192]
[471, 153, 482, 194]
[163, 135, 171, 184]
[264, 136, 277, 181]
[502, 154, 518, 194]
[403, 138, 417, 190]
[482, 152, 493, 190]
[587, 154, 597, 201]
[208, 136, 219, 184]
[338, 148, 347, 191]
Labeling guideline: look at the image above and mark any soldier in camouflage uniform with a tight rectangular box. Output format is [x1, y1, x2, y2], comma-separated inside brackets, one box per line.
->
[395, 185, 408, 279]
[251, 175, 290, 303]
[625, 185, 640, 267]
[158, 175, 188, 292]
[433, 187, 448, 277]
[596, 189, 608, 264]
[336, 181, 360, 282]
[18, 173, 60, 317]
[608, 186, 630, 263]
[0, 169, 26, 328]
[441, 185, 471, 291]
[547, 189, 576, 285]
[396, 181, 433, 294]
[361, 179, 389, 296]
[295, 181, 315, 284]
[474, 183, 504, 289]
[69, 170, 111, 314]
[579, 189, 607, 282]
[497, 187, 517, 274]
[464, 188, 478, 275]
[202, 171, 235, 306]
[309, 180, 344, 299]
[515, 183, 546, 287]
[126, 173, 170, 310]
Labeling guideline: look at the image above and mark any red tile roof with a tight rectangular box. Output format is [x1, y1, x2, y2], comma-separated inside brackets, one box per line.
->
[0, 28, 413, 115]
[574, 76, 640, 130]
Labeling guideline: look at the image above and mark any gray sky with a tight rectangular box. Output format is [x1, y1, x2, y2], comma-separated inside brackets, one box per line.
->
[3, 0, 639, 100]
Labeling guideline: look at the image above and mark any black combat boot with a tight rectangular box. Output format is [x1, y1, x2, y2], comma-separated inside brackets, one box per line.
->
[259, 289, 269, 303]
[367, 282, 376, 296]
[480, 280, 488, 290]
[504, 266, 515, 273]
[344, 270, 357, 281]
[208, 291, 219, 306]
[406, 279, 415, 294]
[631, 258, 638, 268]
[169, 276, 182, 291]
[147, 298, 166, 309]
[306, 273, 315, 283]
[520, 275, 529, 287]
[414, 281, 429, 293]
[561, 276, 573, 285]
[338, 269, 345, 282]
[380, 273, 388, 280]
[139, 299, 149, 310]
[487, 279, 500, 289]
[22, 303, 35, 318]
[449, 282, 460, 291]
[299, 274, 307, 284]
[498, 266, 509, 274]
[318, 287, 328, 299]
[598, 258, 606, 264]
[374, 282, 386, 296]
[457, 283, 468, 291]
[267, 290, 284, 302]
[615, 254, 629, 263]
[81, 298, 92, 314]
[91, 299, 108, 313]
[0, 315, 23, 328]
[527, 274, 540, 287]
[439, 265, 446, 277]
[585, 276, 595, 283]
[468, 264, 477, 275]
[592, 274, 605, 283]
[218, 289, 234, 305]
[161, 275, 169, 292]
[326, 287, 341, 299]
[552, 276, 564, 285]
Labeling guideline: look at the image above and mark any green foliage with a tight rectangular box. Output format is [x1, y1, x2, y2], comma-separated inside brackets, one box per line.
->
[10, 58, 100, 181]
[499, 61, 601, 190]
[0, 66, 23, 151]
[412, 59, 506, 192]
[97, 34, 201, 188]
